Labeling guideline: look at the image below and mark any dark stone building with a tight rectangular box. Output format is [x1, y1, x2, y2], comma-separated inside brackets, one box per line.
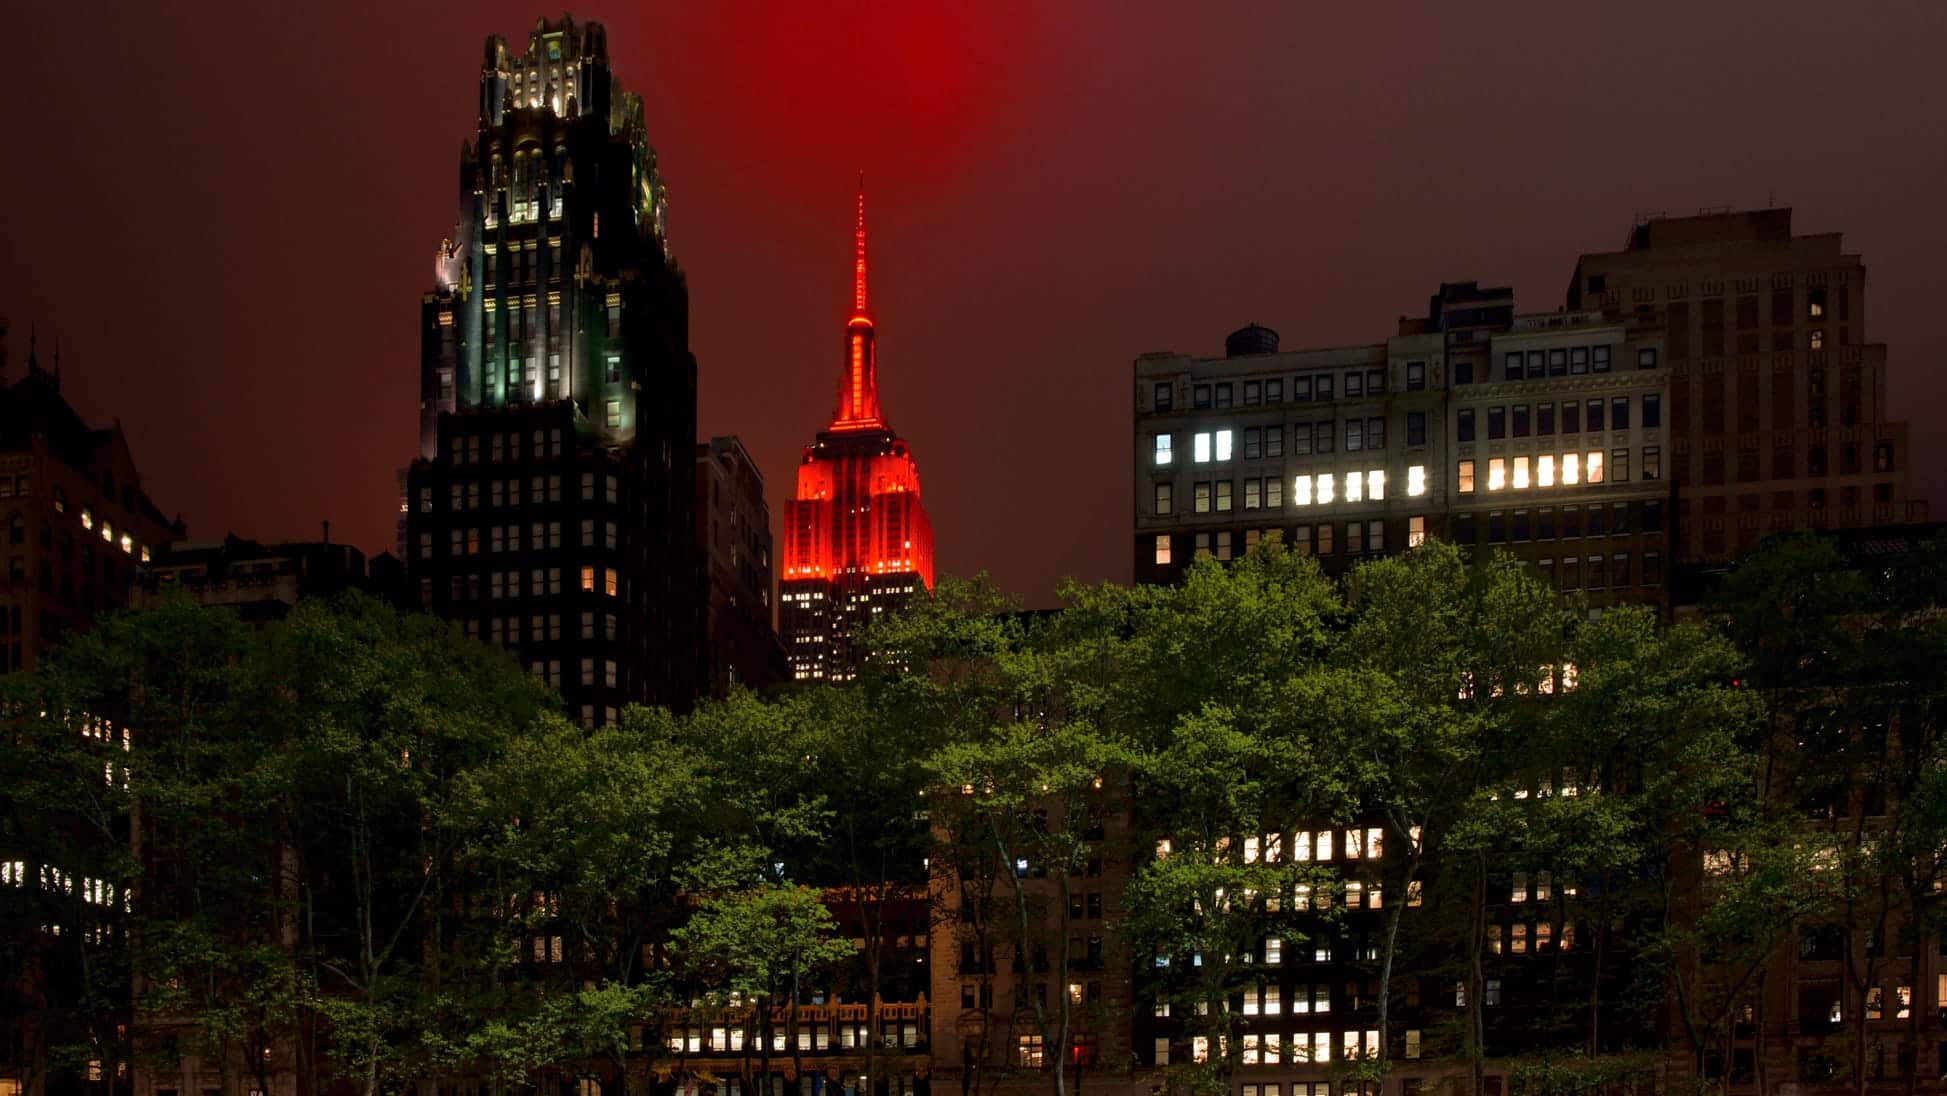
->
[0, 330, 180, 674]
[696, 436, 784, 696]
[403, 15, 700, 721]
[134, 533, 368, 624]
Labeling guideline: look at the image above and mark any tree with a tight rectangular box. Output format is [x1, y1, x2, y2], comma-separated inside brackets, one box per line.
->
[671, 885, 855, 1095]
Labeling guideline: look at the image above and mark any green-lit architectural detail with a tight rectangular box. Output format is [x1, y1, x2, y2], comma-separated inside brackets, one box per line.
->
[407, 15, 700, 718]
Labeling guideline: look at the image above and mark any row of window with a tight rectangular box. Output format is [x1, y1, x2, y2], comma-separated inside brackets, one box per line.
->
[1458, 449, 1657, 492]
[448, 428, 566, 465]
[422, 520, 622, 559]
[0, 862, 125, 908]
[1164, 365, 1429, 412]
[1160, 518, 1428, 564]
[1459, 395, 1658, 441]
[1158, 1029, 1404, 1067]
[442, 566, 620, 601]
[1484, 344, 1656, 382]
[667, 1023, 924, 1055]
[1486, 921, 1575, 954]
[1154, 828, 1392, 864]
[1456, 502, 1663, 544]
[431, 472, 625, 513]
[1159, 468, 1431, 517]
[1157, 416, 1430, 467]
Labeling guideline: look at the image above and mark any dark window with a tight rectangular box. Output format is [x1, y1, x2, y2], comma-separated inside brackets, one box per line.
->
[1562, 401, 1580, 434]
[1458, 408, 1476, 442]
[1406, 361, 1426, 390]
[1488, 407, 1506, 440]
[1316, 375, 1334, 401]
[1215, 383, 1233, 408]
[1612, 397, 1630, 430]
[1504, 353, 1522, 381]
[1643, 394, 1661, 428]
[1512, 404, 1530, 438]
[1537, 402, 1555, 435]
[1875, 443, 1893, 472]
[1528, 351, 1546, 379]
[1454, 359, 1475, 385]
[1587, 399, 1605, 433]
[1407, 411, 1426, 446]
[1193, 384, 1211, 409]
[1538, 508, 1555, 540]
[1153, 382, 1172, 410]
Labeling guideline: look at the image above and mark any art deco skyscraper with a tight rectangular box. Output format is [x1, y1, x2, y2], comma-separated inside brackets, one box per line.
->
[404, 15, 700, 720]
[779, 184, 935, 681]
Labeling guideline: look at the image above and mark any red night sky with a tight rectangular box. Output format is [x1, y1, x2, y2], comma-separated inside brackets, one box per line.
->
[3, 2, 1944, 606]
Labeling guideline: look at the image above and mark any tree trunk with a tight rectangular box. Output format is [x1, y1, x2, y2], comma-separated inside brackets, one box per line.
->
[1468, 851, 1487, 1096]
[1374, 852, 1414, 1071]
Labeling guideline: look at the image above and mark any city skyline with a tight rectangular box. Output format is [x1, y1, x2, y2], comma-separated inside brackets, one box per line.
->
[3, 2, 1945, 605]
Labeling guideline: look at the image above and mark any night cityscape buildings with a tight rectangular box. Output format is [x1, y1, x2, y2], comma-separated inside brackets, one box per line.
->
[4, 10, 1947, 1096]
[778, 185, 936, 682]
[1134, 208, 1920, 611]
[0, 331, 180, 675]
[696, 434, 785, 695]
[401, 15, 702, 720]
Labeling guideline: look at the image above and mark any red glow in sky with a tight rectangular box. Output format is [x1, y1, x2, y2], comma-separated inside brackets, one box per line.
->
[2, 1, 1944, 606]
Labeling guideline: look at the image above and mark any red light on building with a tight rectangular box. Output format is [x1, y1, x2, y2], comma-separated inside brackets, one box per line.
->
[780, 179, 936, 681]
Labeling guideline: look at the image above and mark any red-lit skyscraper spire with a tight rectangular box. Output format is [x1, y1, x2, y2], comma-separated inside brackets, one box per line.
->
[830, 175, 884, 431]
[780, 181, 936, 681]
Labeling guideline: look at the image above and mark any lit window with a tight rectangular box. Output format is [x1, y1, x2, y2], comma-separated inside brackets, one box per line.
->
[1215, 429, 1234, 461]
[605, 400, 621, 428]
[1193, 433, 1211, 463]
[1155, 434, 1173, 465]
[1154, 535, 1171, 566]
[1488, 458, 1507, 491]
[1293, 475, 1313, 506]
[1563, 452, 1581, 485]
[1458, 459, 1475, 494]
[1345, 471, 1362, 503]
[1409, 516, 1426, 547]
[1537, 454, 1555, 487]
[1512, 456, 1530, 490]
[1317, 474, 1335, 505]
[1367, 469, 1385, 500]
[1407, 465, 1426, 497]
[81, 507, 94, 531]
[1586, 450, 1605, 483]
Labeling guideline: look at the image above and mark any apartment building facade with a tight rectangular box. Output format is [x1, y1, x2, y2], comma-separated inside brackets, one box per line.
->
[1446, 310, 1673, 610]
[1133, 325, 1447, 585]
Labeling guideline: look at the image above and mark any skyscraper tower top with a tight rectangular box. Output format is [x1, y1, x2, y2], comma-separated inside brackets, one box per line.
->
[779, 183, 936, 681]
[831, 177, 885, 432]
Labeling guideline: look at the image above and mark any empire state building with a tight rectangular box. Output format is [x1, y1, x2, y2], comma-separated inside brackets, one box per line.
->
[779, 183, 935, 681]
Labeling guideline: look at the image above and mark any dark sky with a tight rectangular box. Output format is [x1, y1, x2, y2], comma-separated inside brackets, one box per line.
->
[4, 1, 1944, 606]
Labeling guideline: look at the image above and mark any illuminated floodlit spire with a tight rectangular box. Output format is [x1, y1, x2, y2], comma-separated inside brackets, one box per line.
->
[830, 175, 884, 431]
[853, 173, 869, 320]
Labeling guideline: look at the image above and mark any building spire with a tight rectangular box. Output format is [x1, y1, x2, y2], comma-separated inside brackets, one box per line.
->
[853, 172, 869, 319]
[830, 176, 884, 432]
